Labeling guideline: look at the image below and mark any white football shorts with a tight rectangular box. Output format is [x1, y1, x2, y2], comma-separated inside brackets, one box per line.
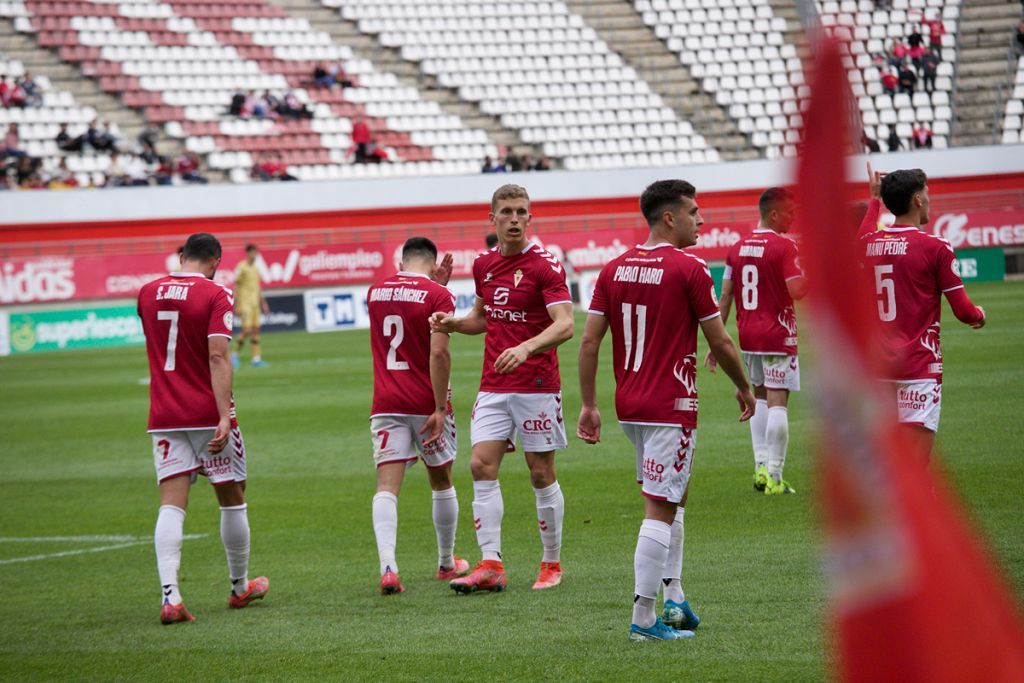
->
[470, 391, 567, 452]
[370, 412, 457, 469]
[622, 423, 697, 504]
[152, 425, 247, 485]
[743, 352, 801, 392]
[894, 380, 941, 433]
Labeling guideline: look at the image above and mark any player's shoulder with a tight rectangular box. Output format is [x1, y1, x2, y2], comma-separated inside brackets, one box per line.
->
[672, 248, 710, 272]
[524, 243, 564, 275]
[914, 230, 955, 253]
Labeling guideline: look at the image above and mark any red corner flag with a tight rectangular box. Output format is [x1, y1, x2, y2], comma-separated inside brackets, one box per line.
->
[796, 36, 1024, 683]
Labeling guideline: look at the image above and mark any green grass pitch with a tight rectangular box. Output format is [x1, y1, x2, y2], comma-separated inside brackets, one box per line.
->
[1, 280, 1021, 681]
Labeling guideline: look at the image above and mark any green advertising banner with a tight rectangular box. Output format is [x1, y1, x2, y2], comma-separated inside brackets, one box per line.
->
[954, 247, 1004, 282]
[6, 305, 144, 354]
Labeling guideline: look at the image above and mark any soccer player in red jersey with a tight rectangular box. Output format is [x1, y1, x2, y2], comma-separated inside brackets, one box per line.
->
[709, 187, 807, 495]
[577, 180, 756, 641]
[858, 169, 985, 456]
[430, 184, 574, 593]
[367, 237, 470, 594]
[137, 233, 268, 625]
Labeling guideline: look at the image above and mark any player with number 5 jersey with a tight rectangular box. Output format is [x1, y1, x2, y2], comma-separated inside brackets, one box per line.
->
[715, 188, 807, 495]
[857, 167, 985, 455]
[367, 237, 470, 594]
[138, 233, 268, 626]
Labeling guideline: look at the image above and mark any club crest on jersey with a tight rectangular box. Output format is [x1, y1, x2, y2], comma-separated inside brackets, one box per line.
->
[513, 269, 524, 287]
[484, 272, 493, 283]
[920, 323, 942, 361]
[672, 355, 697, 395]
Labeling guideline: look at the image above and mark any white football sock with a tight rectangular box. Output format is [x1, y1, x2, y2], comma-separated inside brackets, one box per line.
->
[220, 504, 250, 596]
[750, 399, 769, 469]
[432, 487, 459, 569]
[534, 481, 564, 563]
[472, 480, 503, 562]
[155, 504, 186, 605]
[766, 406, 790, 481]
[372, 491, 399, 575]
[632, 519, 671, 628]
[662, 507, 685, 603]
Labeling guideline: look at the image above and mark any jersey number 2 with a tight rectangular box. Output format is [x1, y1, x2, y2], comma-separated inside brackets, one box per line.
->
[157, 310, 179, 371]
[621, 303, 647, 372]
[383, 315, 409, 370]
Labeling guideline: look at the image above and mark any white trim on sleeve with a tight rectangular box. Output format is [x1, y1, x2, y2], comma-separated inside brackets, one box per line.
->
[588, 309, 605, 316]
[698, 311, 722, 322]
[545, 300, 573, 307]
[941, 285, 964, 293]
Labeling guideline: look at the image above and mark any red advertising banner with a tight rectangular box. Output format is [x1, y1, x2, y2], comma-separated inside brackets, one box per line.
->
[4, 207, 1020, 305]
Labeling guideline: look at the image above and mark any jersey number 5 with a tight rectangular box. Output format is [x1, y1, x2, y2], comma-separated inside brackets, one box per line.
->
[874, 265, 897, 322]
[383, 315, 410, 370]
[741, 265, 758, 310]
[157, 310, 179, 371]
[621, 303, 648, 372]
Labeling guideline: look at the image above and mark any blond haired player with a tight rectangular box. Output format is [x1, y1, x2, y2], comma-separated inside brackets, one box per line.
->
[431, 184, 574, 594]
[232, 244, 269, 368]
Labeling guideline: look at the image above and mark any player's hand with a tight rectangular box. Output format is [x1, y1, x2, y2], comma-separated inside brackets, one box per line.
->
[261, 301, 270, 315]
[419, 409, 445, 446]
[971, 306, 986, 329]
[429, 311, 456, 334]
[703, 350, 718, 372]
[433, 253, 454, 286]
[208, 417, 230, 454]
[577, 406, 602, 444]
[867, 161, 886, 200]
[736, 388, 756, 422]
[494, 344, 529, 374]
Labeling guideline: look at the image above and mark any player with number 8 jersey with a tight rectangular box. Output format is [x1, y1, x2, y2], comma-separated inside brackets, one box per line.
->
[137, 233, 268, 625]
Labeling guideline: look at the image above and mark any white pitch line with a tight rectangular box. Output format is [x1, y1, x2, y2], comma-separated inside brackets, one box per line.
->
[0, 534, 207, 565]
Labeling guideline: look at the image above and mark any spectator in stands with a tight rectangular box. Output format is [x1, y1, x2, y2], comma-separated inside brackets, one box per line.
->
[2, 123, 26, 159]
[276, 91, 312, 120]
[176, 152, 208, 184]
[6, 78, 26, 108]
[105, 152, 129, 187]
[229, 90, 246, 117]
[332, 61, 353, 88]
[56, 123, 84, 153]
[926, 14, 944, 60]
[908, 42, 927, 71]
[861, 131, 881, 153]
[351, 115, 372, 163]
[889, 39, 909, 68]
[0, 75, 10, 107]
[153, 156, 175, 186]
[1014, 20, 1024, 58]
[504, 152, 523, 172]
[912, 123, 933, 149]
[881, 69, 899, 96]
[15, 155, 43, 189]
[262, 91, 281, 121]
[873, 0, 891, 10]
[481, 155, 505, 173]
[87, 120, 117, 153]
[886, 128, 903, 152]
[313, 63, 334, 88]
[534, 155, 552, 171]
[46, 158, 78, 189]
[907, 25, 924, 51]
[871, 49, 889, 69]
[252, 152, 298, 181]
[898, 62, 917, 94]
[138, 124, 159, 162]
[18, 73, 41, 108]
[920, 48, 940, 94]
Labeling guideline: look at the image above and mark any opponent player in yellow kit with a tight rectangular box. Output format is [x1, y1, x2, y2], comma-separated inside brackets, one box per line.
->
[232, 244, 269, 368]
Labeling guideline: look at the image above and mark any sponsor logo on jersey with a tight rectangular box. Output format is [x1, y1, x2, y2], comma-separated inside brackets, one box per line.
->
[483, 304, 527, 322]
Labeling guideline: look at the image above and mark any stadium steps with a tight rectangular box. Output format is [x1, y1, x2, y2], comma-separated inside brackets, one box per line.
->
[0, 17, 187, 164]
[765, 0, 811, 60]
[564, 0, 757, 160]
[263, 0, 537, 161]
[952, 0, 1022, 146]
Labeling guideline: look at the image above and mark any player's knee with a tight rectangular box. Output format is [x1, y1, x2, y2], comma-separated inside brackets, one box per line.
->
[214, 481, 246, 507]
[469, 456, 497, 481]
[528, 465, 555, 489]
[427, 466, 453, 490]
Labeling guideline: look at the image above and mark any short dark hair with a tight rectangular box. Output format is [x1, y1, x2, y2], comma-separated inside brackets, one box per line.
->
[880, 169, 927, 215]
[485, 233, 498, 249]
[245, 243, 258, 253]
[181, 233, 222, 262]
[639, 180, 696, 227]
[402, 237, 438, 262]
[758, 187, 794, 219]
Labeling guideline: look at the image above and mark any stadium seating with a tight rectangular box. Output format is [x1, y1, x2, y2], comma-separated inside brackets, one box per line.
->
[2, 0, 495, 181]
[324, 0, 720, 170]
[637, 0, 959, 155]
[1001, 56, 1024, 144]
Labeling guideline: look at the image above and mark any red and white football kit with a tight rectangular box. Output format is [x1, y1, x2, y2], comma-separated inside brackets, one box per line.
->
[589, 243, 721, 503]
[860, 225, 982, 431]
[724, 228, 803, 391]
[470, 243, 572, 451]
[368, 271, 457, 468]
[138, 272, 245, 484]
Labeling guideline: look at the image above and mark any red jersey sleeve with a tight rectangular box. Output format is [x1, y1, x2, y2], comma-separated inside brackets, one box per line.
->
[686, 259, 721, 321]
[208, 288, 234, 338]
[472, 255, 486, 299]
[933, 239, 964, 292]
[858, 199, 881, 239]
[539, 260, 572, 308]
[723, 248, 735, 282]
[432, 286, 456, 316]
[782, 240, 803, 281]
[588, 266, 609, 315]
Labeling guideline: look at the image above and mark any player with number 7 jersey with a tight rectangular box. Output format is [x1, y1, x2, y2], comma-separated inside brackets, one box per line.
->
[138, 233, 268, 626]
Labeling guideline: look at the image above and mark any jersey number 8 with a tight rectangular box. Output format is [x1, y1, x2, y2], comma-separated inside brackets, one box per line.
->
[741, 265, 758, 310]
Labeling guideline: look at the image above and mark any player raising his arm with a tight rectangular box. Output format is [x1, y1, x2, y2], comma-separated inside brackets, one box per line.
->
[232, 243, 269, 368]
[708, 187, 806, 495]
[858, 169, 985, 456]
[138, 233, 268, 625]
[367, 237, 469, 595]
[431, 184, 574, 594]
[577, 180, 756, 641]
